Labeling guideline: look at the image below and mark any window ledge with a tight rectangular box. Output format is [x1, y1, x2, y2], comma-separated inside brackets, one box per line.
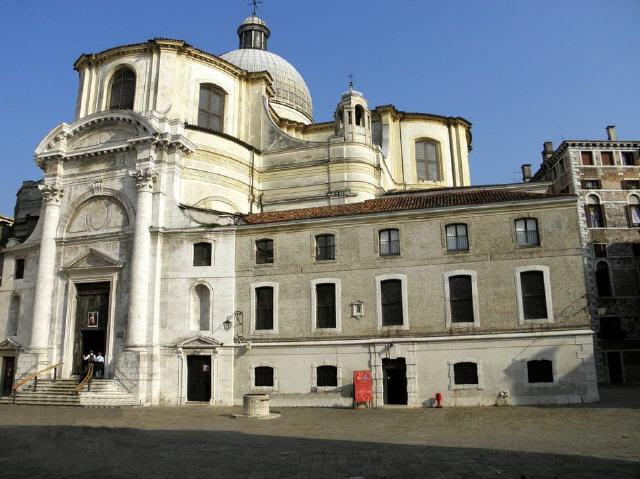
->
[377, 254, 402, 260]
[313, 259, 337, 264]
[515, 244, 541, 249]
[521, 318, 553, 326]
[379, 324, 409, 331]
[527, 382, 557, 388]
[449, 384, 483, 391]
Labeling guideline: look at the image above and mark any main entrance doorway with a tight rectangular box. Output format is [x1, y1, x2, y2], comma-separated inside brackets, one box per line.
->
[1, 357, 15, 396]
[382, 357, 407, 405]
[72, 282, 110, 375]
[187, 355, 212, 402]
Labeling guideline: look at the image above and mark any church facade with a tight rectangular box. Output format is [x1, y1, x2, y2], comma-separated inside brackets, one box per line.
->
[0, 15, 598, 407]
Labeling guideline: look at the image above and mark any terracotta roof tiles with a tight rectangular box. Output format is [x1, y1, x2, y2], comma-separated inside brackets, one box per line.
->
[242, 189, 568, 225]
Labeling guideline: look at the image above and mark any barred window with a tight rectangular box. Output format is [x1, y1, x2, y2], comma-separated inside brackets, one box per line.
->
[379, 229, 400, 256]
[520, 271, 548, 320]
[316, 365, 337, 387]
[316, 283, 336, 329]
[527, 360, 553, 383]
[415, 140, 440, 181]
[381, 279, 403, 326]
[446, 224, 469, 252]
[255, 239, 274, 264]
[197, 84, 225, 132]
[254, 366, 274, 387]
[109, 68, 136, 110]
[193, 243, 212, 266]
[315, 234, 335, 260]
[453, 362, 478, 385]
[449, 275, 474, 323]
[255, 287, 274, 330]
[515, 218, 539, 246]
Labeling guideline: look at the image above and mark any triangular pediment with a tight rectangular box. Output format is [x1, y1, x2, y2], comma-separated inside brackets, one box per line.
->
[62, 249, 123, 271]
[177, 335, 223, 349]
[0, 337, 22, 351]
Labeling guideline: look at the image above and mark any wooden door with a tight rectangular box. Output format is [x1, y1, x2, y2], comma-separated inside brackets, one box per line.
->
[187, 355, 212, 402]
[2, 357, 16, 396]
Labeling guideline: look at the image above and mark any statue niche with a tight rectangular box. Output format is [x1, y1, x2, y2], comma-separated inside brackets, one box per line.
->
[67, 196, 129, 234]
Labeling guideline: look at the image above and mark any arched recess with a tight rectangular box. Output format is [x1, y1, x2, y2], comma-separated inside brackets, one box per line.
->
[193, 196, 241, 214]
[355, 105, 365, 127]
[191, 282, 213, 331]
[8, 295, 20, 336]
[58, 190, 135, 237]
[414, 138, 442, 182]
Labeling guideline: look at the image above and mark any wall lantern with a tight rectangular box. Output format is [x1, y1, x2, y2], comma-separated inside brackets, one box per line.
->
[223, 311, 243, 331]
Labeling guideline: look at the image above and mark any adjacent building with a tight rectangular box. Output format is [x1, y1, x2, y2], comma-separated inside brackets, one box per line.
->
[0, 13, 599, 406]
[530, 127, 640, 384]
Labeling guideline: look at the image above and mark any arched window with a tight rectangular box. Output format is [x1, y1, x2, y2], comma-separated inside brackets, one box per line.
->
[585, 195, 605, 228]
[415, 140, 441, 181]
[109, 68, 136, 110]
[627, 195, 640, 227]
[192, 284, 211, 331]
[355, 105, 365, 127]
[197, 84, 225, 132]
[8, 295, 20, 336]
[595, 261, 612, 297]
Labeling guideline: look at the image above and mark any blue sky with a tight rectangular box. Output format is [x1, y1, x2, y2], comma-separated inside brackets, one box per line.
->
[1, 0, 638, 217]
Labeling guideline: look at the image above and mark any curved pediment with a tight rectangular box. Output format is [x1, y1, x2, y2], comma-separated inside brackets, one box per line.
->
[66, 196, 129, 235]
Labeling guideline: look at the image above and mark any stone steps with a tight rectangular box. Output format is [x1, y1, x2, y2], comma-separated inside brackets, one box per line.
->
[0, 379, 139, 407]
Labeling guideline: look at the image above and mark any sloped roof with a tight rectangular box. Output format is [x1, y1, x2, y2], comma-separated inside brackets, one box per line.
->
[242, 189, 568, 225]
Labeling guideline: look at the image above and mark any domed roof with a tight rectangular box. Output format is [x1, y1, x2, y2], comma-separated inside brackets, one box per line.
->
[221, 49, 313, 122]
[241, 14, 266, 27]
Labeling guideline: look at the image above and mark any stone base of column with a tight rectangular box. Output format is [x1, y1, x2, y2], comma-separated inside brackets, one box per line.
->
[115, 348, 156, 405]
[16, 348, 52, 379]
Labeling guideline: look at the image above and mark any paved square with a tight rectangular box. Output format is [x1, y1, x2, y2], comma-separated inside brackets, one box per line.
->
[0, 386, 639, 478]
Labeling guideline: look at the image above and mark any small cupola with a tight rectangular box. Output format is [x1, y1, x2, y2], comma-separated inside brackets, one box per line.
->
[237, 14, 271, 50]
[334, 81, 371, 144]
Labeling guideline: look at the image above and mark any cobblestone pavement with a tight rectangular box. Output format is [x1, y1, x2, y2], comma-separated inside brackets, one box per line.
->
[0, 386, 639, 478]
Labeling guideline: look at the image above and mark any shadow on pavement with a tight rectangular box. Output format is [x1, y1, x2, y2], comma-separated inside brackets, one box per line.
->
[1, 425, 638, 478]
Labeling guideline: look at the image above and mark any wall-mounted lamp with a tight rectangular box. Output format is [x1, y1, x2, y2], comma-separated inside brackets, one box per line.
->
[223, 311, 243, 331]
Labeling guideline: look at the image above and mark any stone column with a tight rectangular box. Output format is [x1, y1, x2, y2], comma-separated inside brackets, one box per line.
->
[30, 183, 64, 350]
[126, 167, 157, 348]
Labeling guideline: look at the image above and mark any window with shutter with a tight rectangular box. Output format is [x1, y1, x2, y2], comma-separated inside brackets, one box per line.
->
[415, 140, 440, 181]
[581, 151, 594, 165]
[600, 151, 614, 166]
[445, 224, 469, 251]
[381, 279, 403, 326]
[449, 275, 474, 323]
[379, 229, 400, 256]
[197, 84, 225, 132]
[515, 218, 540, 246]
[520, 271, 548, 320]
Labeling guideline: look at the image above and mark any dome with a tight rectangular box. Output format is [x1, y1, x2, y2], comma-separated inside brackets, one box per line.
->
[221, 49, 313, 123]
[241, 14, 266, 27]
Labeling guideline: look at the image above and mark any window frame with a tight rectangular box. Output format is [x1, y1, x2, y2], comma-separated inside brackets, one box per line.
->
[192, 242, 213, 267]
[445, 223, 469, 252]
[250, 363, 278, 390]
[580, 179, 602, 190]
[255, 238, 274, 265]
[448, 358, 484, 390]
[378, 228, 401, 257]
[600, 151, 615, 166]
[14, 258, 25, 280]
[414, 139, 442, 182]
[514, 265, 554, 325]
[108, 67, 136, 111]
[627, 194, 640, 228]
[375, 274, 409, 330]
[312, 363, 341, 391]
[197, 83, 226, 133]
[315, 234, 336, 261]
[580, 151, 594, 166]
[190, 281, 213, 332]
[514, 218, 540, 247]
[585, 194, 606, 228]
[310, 279, 342, 332]
[525, 358, 558, 387]
[621, 151, 637, 166]
[250, 282, 279, 335]
[443, 270, 479, 328]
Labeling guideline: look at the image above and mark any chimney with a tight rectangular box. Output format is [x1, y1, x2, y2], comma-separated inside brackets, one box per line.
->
[521, 164, 532, 182]
[606, 125, 617, 141]
[541, 141, 554, 162]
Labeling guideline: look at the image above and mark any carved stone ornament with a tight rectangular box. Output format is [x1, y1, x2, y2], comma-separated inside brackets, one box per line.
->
[128, 168, 158, 192]
[92, 179, 104, 196]
[38, 183, 65, 203]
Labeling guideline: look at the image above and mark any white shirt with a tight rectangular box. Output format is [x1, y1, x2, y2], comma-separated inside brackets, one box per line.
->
[95, 355, 105, 363]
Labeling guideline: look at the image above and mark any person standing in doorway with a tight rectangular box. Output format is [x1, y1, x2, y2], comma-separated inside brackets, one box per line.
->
[82, 350, 95, 379]
[95, 352, 105, 378]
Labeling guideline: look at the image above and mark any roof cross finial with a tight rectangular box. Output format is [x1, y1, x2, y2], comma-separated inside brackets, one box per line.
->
[348, 73, 354, 91]
[248, 0, 262, 15]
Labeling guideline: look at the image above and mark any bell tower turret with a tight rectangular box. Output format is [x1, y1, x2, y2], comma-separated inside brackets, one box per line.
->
[334, 82, 371, 144]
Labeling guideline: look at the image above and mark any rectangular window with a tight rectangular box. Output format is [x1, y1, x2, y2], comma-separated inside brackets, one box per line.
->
[446, 224, 469, 252]
[316, 365, 338, 387]
[193, 243, 212, 266]
[581, 179, 601, 190]
[255, 287, 274, 330]
[559, 159, 565, 173]
[593, 243, 607, 258]
[527, 360, 553, 383]
[622, 152, 637, 166]
[14, 259, 25, 280]
[601, 151, 614, 166]
[316, 283, 336, 329]
[585, 205, 605, 228]
[629, 205, 640, 227]
[622, 180, 640, 190]
[315, 234, 335, 261]
[254, 366, 274, 387]
[515, 218, 540, 246]
[381, 279, 403, 326]
[581, 151, 594, 166]
[453, 362, 478, 385]
[520, 271, 548, 320]
[255, 239, 274, 264]
[449, 275, 474, 323]
[599, 317, 622, 340]
[415, 141, 440, 181]
[379, 229, 400, 256]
